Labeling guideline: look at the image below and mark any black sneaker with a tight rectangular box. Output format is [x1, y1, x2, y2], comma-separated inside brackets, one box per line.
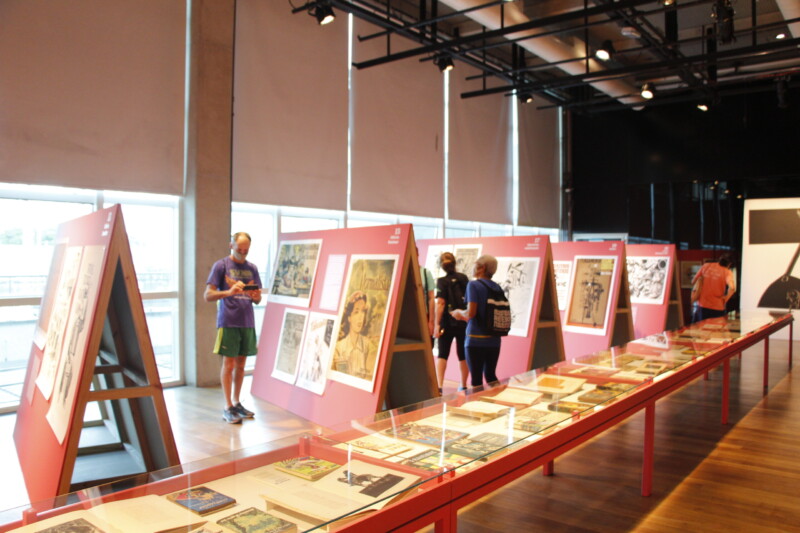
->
[223, 407, 242, 424]
[233, 402, 255, 418]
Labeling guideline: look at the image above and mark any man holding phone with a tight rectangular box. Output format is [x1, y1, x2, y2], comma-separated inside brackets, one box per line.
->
[205, 232, 263, 424]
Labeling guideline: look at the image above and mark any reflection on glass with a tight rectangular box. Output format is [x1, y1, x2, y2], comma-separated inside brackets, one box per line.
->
[0, 199, 92, 298]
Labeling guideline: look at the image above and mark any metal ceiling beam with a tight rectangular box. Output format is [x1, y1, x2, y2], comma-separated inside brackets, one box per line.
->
[350, 0, 669, 69]
[460, 36, 800, 99]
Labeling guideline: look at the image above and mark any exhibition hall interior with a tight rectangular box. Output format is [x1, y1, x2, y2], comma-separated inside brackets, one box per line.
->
[0, 1, 799, 531]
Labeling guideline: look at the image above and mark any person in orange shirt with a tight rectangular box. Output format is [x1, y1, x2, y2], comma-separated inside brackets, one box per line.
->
[691, 255, 736, 323]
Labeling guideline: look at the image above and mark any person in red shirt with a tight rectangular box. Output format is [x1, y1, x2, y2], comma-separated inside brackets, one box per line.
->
[691, 255, 736, 323]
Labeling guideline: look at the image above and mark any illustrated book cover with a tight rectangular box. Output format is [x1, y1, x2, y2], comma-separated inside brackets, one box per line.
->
[547, 400, 595, 414]
[272, 456, 342, 481]
[398, 449, 474, 471]
[383, 423, 469, 446]
[166, 486, 236, 516]
[216, 507, 296, 533]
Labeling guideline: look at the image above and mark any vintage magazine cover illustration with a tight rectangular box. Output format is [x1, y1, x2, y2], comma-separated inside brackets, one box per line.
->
[495, 256, 539, 336]
[268, 239, 322, 307]
[166, 485, 236, 516]
[273, 456, 342, 481]
[627, 256, 670, 304]
[565, 256, 617, 335]
[216, 506, 296, 533]
[271, 308, 308, 385]
[328, 255, 398, 393]
[45, 245, 105, 444]
[454, 244, 482, 280]
[294, 312, 337, 395]
[36, 245, 84, 401]
[553, 260, 572, 310]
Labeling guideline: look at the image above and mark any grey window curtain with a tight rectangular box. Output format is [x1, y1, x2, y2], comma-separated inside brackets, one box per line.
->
[519, 106, 560, 228]
[447, 65, 512, 225]
[350, 18, 444, 218]
[0, 0, 185, 195]
[232, 0, 348, 210]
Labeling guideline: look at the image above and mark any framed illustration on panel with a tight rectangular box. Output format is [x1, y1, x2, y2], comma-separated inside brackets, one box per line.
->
[679, 260, 702, 289]
[424, 244, 454, 281]
[627, 256, 670, 304]
[329, 255, 398, 393]
[268, 239, 323, 307]
[36, 245, 84, 401]
[454, 244, 482, 280]
[295, 312, 337, 395]
[46, 245, 106, 444]
[553, 260, 572, 311]
[271, 308, 308, 385]
[495, 257, 539, 336]
[564, 256, 617, 335]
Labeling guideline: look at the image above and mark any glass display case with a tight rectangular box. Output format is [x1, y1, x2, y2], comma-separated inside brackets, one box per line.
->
[2, 311, 791, 533]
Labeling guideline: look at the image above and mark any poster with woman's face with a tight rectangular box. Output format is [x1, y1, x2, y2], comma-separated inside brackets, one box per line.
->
[328, 255, 398, 393]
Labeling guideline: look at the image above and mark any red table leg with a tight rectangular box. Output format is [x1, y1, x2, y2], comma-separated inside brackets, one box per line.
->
[721, 358, 730, 425]
[763, 337, 770, 394]
[542, 460, 554, 476]
[642, 403, 655, 497]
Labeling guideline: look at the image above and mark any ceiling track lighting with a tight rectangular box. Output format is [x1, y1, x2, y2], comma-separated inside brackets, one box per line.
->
[434, 54, 454, 72]
[640, 83, 655, 100]
[517, 92, 534, 104]
[697, 103, 709, 112]
[595, 40, 614, 62]
[310, 2, 335, 26]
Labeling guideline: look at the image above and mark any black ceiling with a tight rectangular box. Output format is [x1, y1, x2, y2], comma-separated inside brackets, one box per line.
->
[293, 0, 800, 113]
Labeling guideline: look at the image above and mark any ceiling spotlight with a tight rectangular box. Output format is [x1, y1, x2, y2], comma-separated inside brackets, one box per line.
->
[434, 54, 454, 72]
[518, 92, 534, 104]
[697, 103, 709, 112]
[595, 40, 614, 61]
[776, 32, 786, 40]
[641, 83, 655, 100]
[312, 3, 335, 25]
[662, 0, 675, 5]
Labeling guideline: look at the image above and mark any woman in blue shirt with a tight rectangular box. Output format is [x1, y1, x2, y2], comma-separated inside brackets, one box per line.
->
[450, 254, 502, 389]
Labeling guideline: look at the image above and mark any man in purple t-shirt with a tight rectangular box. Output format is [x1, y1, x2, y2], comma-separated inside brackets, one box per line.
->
[205, 232, 262, 424]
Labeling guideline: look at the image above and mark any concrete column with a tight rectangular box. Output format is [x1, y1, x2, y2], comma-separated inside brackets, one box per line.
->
[182, 0, 236, 387]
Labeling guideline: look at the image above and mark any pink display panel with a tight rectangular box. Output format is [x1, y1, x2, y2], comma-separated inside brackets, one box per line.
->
[14, 207, 117, 501]
[552, 241, 632, 359]
[417, 235, 561, 382]
[251, 224, 425, 427]
[626, 244, 678, 338]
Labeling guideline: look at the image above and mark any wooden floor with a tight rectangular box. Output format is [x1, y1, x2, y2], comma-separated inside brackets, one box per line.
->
[1, 340, 799, 531]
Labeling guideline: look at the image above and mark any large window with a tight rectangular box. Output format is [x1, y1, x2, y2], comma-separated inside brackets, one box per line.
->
[0, 184, 180, 412]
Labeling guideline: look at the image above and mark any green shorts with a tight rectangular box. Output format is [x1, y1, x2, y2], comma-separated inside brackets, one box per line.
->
[213, 327, 258, 357]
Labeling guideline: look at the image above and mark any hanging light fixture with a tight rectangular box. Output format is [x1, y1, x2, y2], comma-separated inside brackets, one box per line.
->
[312, 2, 335, 25]
[641, 83, 655, 100]
[434, 54, 454, 72]
[595, 40, 614, 61]
[517, 92, 534, 104]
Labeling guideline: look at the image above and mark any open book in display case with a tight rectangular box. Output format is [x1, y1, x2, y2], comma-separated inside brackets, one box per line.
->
[3, 311, 791, 532]
[13, 205, 180, 503]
